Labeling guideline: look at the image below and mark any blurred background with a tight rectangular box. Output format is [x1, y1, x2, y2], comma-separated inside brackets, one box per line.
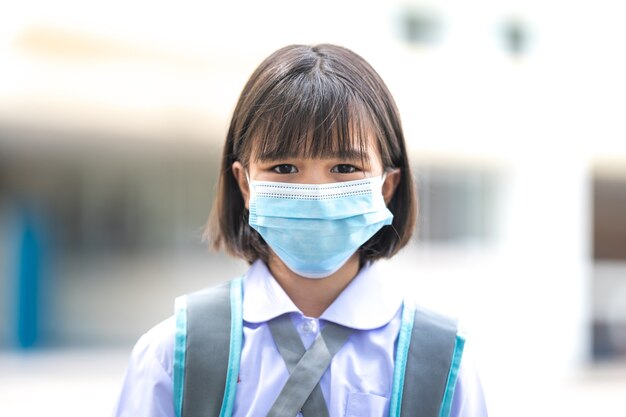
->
[1, 0, 625, 415]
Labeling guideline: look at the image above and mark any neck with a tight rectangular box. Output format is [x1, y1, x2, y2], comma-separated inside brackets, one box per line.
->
[267, 253, 360, 318]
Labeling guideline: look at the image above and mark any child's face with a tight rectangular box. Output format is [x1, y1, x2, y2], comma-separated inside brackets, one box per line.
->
[232, 135, 401, 209]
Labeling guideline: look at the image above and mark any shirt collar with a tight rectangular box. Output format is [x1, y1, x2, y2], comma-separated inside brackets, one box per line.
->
[242, 259, 404, 330]
[242, 260, 300, 324]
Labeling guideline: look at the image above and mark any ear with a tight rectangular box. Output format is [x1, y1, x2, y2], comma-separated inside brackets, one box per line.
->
[382, 168, 401, 205]
[232, 161, 250, 209]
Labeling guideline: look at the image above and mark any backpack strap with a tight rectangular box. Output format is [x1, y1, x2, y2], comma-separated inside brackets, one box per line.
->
[389, 301, 465, 417]
[174, 281, 463, 417]
[173, 277, 243, 417]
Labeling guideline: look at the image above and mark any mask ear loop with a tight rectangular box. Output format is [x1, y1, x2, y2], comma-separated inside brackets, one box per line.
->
[380, 169, 396, 188]
[381, 167, 402, 188]
[381, 168, 402, 241]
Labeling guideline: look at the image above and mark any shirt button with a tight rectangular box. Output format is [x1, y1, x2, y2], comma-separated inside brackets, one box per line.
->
[299, 319, 317, 334]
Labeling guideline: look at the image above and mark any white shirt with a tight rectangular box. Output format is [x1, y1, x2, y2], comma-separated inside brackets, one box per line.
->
[112, 260, 488, 417]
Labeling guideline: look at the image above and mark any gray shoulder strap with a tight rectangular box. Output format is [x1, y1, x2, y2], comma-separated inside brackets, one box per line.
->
[173, 278, 244, 417]
[392, 303, 465, 417]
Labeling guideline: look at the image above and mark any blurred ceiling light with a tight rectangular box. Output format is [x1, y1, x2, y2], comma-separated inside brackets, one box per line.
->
[0, 24, 252, 147]
[15, 26, 143, 61]
[12, 25, 212, 69]
[500, 17, 529, 56]
[397, 7, 441, 45]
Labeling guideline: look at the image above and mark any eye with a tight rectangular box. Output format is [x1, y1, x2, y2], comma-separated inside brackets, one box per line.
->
[272, 164, 298, 174]
[330, 164, 358, 174]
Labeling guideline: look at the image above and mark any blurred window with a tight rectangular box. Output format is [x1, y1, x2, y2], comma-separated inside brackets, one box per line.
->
[594, 177, 626, 260]
[414, 166, 501, 246]
[592, 173, 626, 361]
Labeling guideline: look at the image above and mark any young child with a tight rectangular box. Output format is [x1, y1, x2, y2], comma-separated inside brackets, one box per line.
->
[113, 44, 488, 417]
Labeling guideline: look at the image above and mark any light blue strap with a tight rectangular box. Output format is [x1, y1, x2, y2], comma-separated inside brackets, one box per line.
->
[390, 301, 462, 417]
[388, 301, 415, 417]
[173, 295, 188, 417]
[439, 333, 466, 417]
[219, 277, 244, 417]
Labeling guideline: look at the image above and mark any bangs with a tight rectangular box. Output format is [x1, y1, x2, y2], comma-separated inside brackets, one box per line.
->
[245, 73, 378, 164]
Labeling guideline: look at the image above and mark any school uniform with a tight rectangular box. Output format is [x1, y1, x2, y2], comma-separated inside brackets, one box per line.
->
[112, 260, 488, 417]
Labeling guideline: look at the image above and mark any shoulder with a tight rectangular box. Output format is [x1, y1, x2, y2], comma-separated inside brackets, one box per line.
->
[130, 315, 176, 377]
[450, 340, 489, 416]
[112, 316, 178, 417]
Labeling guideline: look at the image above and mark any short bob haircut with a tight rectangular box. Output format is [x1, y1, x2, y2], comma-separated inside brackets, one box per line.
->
[206, 44, 417, 264]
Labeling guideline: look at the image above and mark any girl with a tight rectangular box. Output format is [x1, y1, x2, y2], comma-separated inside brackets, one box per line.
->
[113, 44, 488, 417]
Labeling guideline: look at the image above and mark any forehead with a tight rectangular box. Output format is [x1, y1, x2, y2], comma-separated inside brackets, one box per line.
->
[250, 128, 382, 165]
[245, 102, 382, 163]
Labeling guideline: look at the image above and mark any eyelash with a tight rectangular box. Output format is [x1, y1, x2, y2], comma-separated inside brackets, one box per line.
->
[271, 164, 298, 174]
[330, 164, 358, 174]
[270, 164, 359, 174]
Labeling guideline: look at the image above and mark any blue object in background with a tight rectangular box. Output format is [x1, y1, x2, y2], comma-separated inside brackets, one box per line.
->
[16, 207, 42, 349]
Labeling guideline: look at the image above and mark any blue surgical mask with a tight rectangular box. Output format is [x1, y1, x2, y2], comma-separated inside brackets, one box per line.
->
[248, 175, 393, 279]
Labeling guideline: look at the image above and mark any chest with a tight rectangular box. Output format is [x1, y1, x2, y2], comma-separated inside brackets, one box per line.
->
[233, 320, 400, 417]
